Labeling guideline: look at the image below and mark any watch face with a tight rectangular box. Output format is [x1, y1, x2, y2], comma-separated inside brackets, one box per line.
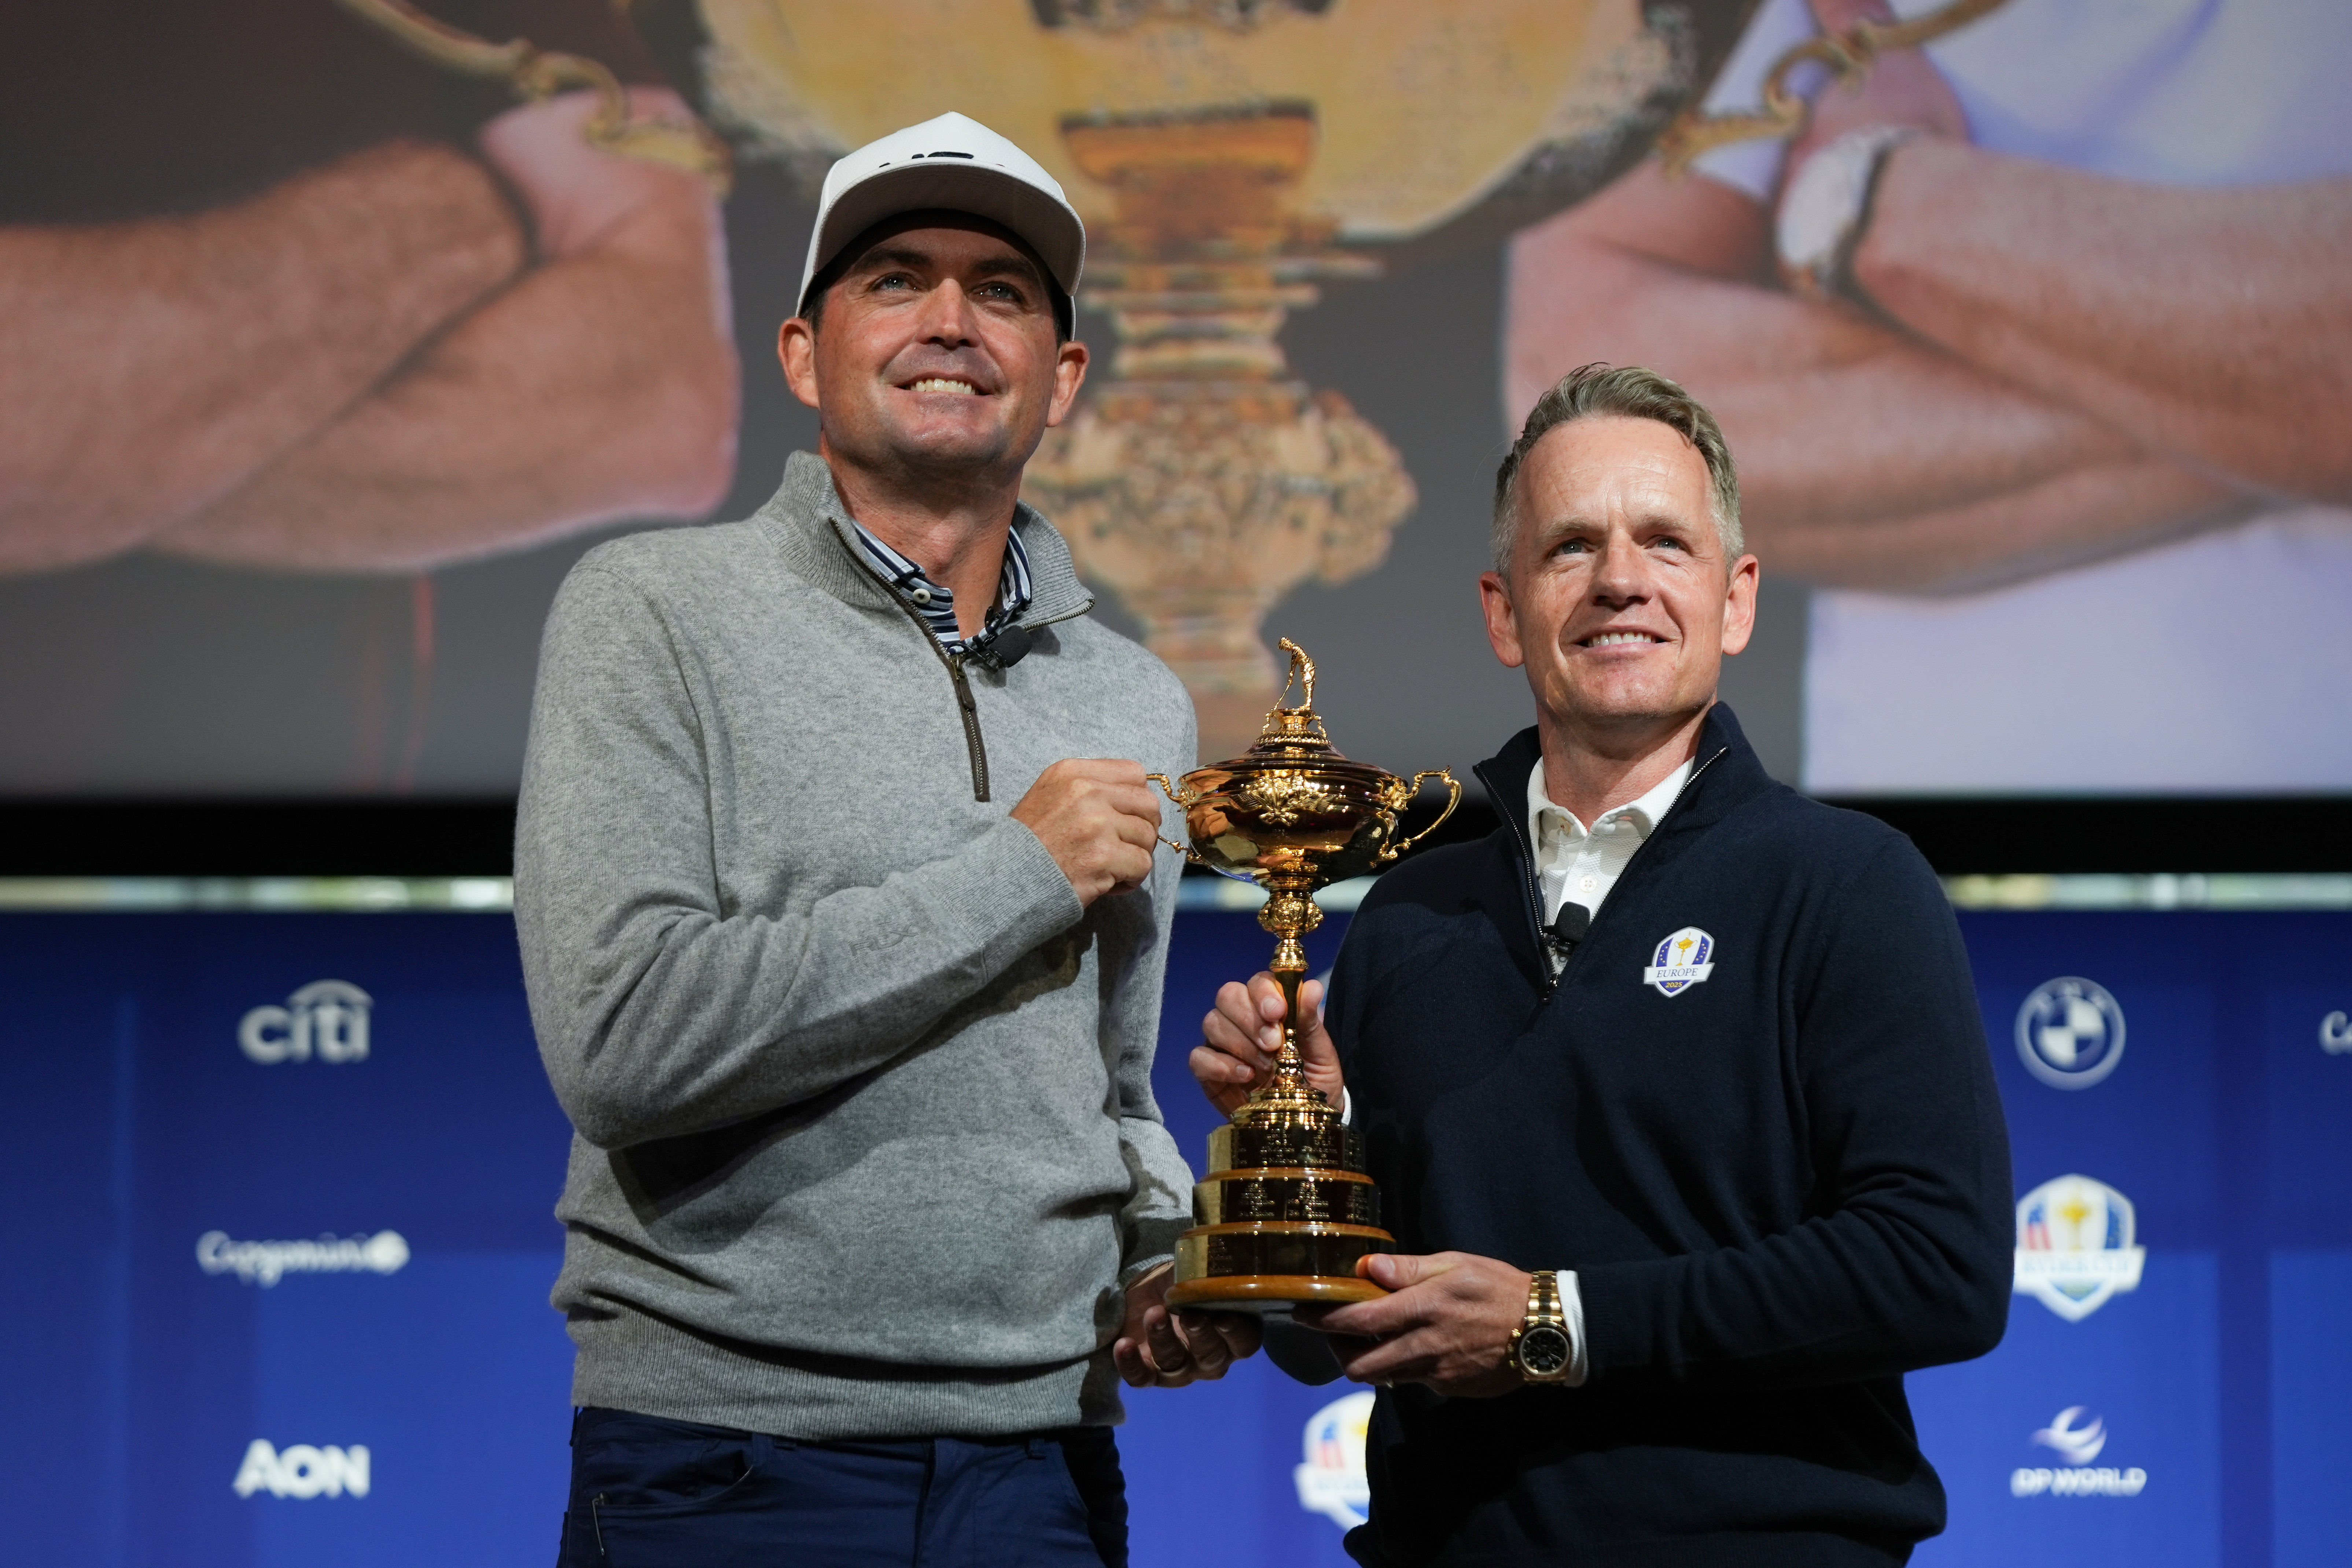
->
[1516, 1324, 1572, 1377]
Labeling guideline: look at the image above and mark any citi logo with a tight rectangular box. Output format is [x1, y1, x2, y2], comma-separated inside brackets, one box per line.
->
[239, 980, 371, 1064]
[197, 1229, 409, 1287]
[233, 1440, 370, 1499]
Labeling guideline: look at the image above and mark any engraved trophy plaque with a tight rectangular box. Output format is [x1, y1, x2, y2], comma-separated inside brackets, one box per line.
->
[1149, 639, 1457, 1310]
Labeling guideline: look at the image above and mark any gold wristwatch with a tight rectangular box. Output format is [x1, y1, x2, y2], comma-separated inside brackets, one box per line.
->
[1507, 1270, 1574, 1383]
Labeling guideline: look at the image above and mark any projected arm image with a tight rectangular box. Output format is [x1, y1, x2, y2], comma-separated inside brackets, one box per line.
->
[1506, 0, 2350, 596]
[0, 55, 735, 578]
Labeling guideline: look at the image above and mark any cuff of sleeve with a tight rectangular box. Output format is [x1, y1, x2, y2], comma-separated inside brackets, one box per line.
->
[933, 814, 1086, 961]
[1119, 1253, 1175, 1291]
[1561, 1269, 1590, 1387]
[1122, 1211, 1191, 1285]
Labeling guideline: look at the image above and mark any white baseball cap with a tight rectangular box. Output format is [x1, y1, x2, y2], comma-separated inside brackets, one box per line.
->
[798, 111, 1085, 335]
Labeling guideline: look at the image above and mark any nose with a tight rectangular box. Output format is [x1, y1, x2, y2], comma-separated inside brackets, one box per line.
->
[915, 277, 982, 349]
[1589, 530, 1653, 608]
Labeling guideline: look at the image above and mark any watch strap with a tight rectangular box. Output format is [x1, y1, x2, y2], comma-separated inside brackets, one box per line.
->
[1775, 124, 1919, 304]
[1510, 1269, 1573, 1383]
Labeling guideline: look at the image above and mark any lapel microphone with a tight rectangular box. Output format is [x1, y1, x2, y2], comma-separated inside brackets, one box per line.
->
[1548, 902, 1591, 954]
[966, 622, 1033, 671]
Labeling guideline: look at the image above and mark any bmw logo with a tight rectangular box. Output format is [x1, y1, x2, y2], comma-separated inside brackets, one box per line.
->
[2015, 977, 2127, 1089]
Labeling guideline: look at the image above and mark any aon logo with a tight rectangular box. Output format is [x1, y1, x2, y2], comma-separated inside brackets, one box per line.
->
[233, 1440, 370, 1499]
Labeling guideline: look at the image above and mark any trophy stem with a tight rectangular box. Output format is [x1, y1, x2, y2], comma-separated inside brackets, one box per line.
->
[1237, 878, 1325, 1123]
[1272, 964, 1307, 1085]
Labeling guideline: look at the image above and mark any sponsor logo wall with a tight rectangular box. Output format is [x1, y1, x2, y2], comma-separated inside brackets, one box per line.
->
[1, 908, 2347, 1565]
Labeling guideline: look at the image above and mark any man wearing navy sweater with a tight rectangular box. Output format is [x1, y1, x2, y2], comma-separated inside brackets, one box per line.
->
[1192, 364, 2013, 1565]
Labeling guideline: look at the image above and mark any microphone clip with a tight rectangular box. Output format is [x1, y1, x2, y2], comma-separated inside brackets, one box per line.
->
[965, 621, 1033, 671]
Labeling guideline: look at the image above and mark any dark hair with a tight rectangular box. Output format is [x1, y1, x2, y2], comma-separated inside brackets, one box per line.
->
[799, 221, 1074, 343]
[1492, 362, 1742, 571]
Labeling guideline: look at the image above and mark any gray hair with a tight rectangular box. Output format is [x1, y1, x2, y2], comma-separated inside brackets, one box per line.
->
[1491, 363, 1742, 573]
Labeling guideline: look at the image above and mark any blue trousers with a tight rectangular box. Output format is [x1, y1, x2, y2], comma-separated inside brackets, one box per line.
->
[558, 1406, 1128, 1568]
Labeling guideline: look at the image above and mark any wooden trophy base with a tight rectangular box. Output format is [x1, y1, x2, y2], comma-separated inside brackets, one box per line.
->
[1165, 1272, 1387, 1315]
[1168, 1219, 1392, 1313]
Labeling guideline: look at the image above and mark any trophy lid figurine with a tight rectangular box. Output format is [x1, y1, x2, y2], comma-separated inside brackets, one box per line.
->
[1149, 639, 1457, 1310]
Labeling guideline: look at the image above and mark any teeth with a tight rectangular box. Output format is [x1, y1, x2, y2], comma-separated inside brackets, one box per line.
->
[1586, 632, 1652, 647]
[910, 378, 979, 395]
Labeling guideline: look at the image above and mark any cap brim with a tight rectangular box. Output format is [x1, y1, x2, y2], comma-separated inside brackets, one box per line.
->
[802, 163, 1085, 318]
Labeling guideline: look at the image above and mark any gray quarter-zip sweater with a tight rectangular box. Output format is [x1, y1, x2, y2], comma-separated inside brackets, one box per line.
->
[515, 452, 1198, 1439]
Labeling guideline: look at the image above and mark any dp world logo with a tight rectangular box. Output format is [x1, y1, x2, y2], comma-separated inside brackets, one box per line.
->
[2014, 1174, 2145, 1321]
[1295, 1390, 1374, 1530]
[2013, 1408, 2147, 1498]
[2016, 977, 2125, 1089]
[239, 980, 371, 1065]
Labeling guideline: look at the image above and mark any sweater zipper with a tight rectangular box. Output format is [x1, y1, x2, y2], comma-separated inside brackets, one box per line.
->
[829, 523, 994, 802]
[1505, 744, 1730, 999]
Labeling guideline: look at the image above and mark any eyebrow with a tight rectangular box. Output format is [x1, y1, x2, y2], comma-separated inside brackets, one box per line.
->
[1532, 511, 1703, 543]
[849, 246, 1048, 290]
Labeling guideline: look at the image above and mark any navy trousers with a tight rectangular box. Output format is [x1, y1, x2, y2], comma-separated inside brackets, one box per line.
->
[558, 1407, 1129, 1568]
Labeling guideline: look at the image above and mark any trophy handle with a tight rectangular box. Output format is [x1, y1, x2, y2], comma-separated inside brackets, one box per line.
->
[1144, 773, 1208, 862]
[1378, 769, 1461, 864]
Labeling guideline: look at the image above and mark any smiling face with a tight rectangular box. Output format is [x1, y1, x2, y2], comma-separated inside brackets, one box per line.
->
[777, 212, 1087, 486]
[1479, 414, 1758, 749]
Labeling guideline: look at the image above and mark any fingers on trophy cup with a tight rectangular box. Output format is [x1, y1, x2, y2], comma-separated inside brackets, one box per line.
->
[1148, 639, 1458, 1310]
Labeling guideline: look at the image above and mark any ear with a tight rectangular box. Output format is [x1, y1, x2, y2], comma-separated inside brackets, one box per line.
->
[777, 317, 821, 412]
[1719, 554, 1760, 658]
[1045, 337, 1090, 427]
[1479, 570, 1527, 670]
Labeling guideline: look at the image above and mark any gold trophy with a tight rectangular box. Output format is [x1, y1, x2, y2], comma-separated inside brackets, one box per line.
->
[1148, 639, 1457, 1310]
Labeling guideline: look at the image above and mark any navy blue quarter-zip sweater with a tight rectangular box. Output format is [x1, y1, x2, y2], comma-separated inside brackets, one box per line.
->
[1323, 704, 2012, 1567]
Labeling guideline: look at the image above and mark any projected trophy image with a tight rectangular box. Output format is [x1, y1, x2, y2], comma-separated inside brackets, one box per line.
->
[1146, 640, 1455, 1309]
[667, 0, 1755, 754]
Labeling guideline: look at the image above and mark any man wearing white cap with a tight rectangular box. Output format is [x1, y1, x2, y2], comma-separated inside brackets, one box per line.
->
[516, 112, 1252, 1566]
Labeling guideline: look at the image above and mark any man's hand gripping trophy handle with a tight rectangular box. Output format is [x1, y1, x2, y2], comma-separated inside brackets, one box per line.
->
[1011, 759, 1167, 907]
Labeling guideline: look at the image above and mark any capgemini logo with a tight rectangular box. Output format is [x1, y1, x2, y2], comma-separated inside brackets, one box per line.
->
[238, 980, 371, 1064]
[196, 1229, 409, 1287]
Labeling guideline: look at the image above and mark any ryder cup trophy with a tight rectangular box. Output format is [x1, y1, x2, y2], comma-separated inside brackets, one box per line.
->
[1148, 639, 1457, 1310]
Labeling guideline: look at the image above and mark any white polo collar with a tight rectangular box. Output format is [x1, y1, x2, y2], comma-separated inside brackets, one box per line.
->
[1527, 755, 1694, 853]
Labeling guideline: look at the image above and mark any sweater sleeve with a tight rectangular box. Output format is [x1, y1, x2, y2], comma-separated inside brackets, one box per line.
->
[514, 563, 1085, 1150]
[1111, 707, 1199, 1284]
[1576, 836, 2014, 1388]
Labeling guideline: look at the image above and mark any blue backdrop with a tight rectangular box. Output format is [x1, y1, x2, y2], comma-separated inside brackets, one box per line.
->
[4, 905, 2347, 1567]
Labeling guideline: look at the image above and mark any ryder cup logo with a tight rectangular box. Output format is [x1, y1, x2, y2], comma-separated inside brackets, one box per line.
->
[238, 980, 371, 1065]
[2016, 977, 2125, 1089]
[2014, 1175, 2145, 1321]
[1295, 1390, 1374, 1530]
[1641, 928, 1716, 997]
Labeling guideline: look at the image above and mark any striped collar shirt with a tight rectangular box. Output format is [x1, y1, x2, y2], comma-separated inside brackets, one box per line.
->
[849, 519, 1033, 657]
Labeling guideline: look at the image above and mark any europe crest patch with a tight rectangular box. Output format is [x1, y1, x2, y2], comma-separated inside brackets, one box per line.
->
[1641, 927, 1716, 997]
